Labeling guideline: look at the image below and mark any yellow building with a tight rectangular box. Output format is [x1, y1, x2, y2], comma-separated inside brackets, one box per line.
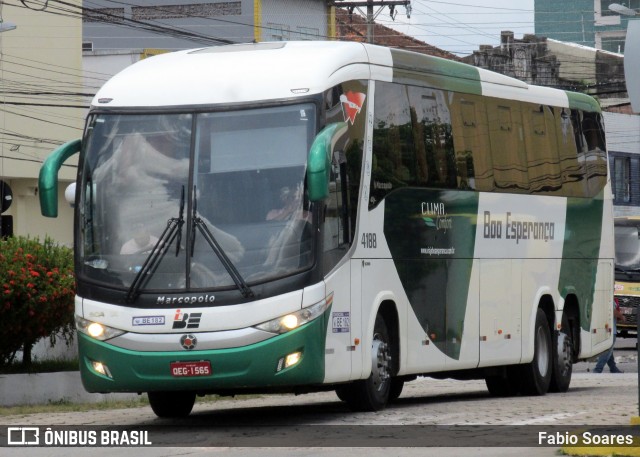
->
[0, 0, 83, 246]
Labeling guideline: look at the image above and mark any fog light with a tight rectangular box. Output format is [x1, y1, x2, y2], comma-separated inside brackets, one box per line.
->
[276, 351, 303, 372]
[91, 360, 113, 378]
[285, 351, 302, 368]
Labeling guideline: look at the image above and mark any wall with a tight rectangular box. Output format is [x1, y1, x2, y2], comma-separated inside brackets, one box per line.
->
[261, 0, 327, 41]
[0, 1, 83, 246]
[546, 39, 597, 85]
[604, 112, 640, 216]
[463, 32, 560, 87]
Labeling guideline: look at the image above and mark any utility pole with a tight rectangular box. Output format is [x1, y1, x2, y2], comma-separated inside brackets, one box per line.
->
[330, 1, 411, 44]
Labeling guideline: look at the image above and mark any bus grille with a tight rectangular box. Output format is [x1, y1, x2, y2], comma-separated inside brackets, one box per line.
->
[616, 295, 639, 327]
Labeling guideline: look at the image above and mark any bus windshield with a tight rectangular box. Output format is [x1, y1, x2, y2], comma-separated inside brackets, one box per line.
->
[79, 104, 316, 295]
[615, 219, 640, 273]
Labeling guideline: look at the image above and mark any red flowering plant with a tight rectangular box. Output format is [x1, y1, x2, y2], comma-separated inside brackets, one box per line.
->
[0, 236, 75, 367]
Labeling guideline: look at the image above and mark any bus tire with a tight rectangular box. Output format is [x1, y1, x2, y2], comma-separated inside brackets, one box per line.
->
[148, 391, 196, 418]
[388, 378, 404, 402]
[519, 308, 552, 396]
[340, 314, 392, 411]
[549, 313, 573, 393]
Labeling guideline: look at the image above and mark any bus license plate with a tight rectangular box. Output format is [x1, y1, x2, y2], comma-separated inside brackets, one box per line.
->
[170, 361, 212, 377]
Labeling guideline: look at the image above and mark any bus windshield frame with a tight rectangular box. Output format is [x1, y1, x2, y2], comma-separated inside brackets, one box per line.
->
[77, 103, 318, 301]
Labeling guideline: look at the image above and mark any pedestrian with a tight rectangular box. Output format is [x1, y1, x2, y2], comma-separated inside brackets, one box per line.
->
[593, 299, 624, 373]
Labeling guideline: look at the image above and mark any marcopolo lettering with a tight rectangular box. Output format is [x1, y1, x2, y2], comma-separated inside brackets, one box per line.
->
[156, 294, 215, 305]
[483, 211, 555, 244]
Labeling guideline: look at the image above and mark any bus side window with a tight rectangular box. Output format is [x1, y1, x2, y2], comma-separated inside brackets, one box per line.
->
[581, 111, 608, 197]
[370, 81, 414, 208]
[451, 95, 493, 191]
[554, 108, 583, 197]
[523, 105, 562, 194]
[486, 100, 529, 192]
[324, 150, 349, 273]
[407, 87, 457, 189]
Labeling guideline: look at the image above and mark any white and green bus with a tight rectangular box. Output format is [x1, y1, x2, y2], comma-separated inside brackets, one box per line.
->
[39, 41, 614, 417]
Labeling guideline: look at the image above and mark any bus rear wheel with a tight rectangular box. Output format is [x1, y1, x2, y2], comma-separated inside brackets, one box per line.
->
[519, 308, 552, 396]
[549, 313, 573, 393]
[339, 314, 392, 412]
[148, 391, 196, 418]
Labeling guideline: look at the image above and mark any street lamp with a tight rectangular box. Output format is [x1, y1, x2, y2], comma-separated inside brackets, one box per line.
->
[609, 3, 637, 16]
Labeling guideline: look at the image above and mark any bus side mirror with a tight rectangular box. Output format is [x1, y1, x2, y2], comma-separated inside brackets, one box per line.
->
[306, 122, 348, 202]
[39, 139, 81, 217]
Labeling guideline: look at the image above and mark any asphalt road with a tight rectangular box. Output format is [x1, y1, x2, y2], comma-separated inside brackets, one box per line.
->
[3, 335, 638, 457]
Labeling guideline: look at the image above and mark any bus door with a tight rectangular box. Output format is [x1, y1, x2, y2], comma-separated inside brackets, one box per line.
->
[478, 259, 522, 365]
[323, 264, 356, 383]
[591, 260, 614, 350]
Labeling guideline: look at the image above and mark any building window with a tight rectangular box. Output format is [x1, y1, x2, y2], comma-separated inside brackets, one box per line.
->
[614, 156, 631, 203]
[82, 42, 94, 52]
[600, 33, 627, 53]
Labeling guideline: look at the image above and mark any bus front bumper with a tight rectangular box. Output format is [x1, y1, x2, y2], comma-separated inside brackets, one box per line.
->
[78, 316, 327, 394]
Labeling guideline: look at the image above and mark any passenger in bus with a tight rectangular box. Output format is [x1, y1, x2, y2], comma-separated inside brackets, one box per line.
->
[264, 183, 311, 269]
[120, 223, 159, 255]
[266, 185, 308, 221]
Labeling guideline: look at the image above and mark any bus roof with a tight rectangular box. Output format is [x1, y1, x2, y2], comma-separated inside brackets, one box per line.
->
[91, 41, 600, 112]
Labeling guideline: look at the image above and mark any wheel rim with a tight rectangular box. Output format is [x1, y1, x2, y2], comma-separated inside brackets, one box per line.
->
[371, 333, 391, 393]
[536, 326, 550, 377]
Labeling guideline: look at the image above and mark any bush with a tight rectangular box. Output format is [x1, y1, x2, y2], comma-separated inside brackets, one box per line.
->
[0, 236, 75, 367]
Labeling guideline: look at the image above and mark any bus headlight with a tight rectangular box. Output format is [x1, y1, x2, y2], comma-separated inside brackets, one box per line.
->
[254, 294, 333, 334]
[76, 316, 125, 341]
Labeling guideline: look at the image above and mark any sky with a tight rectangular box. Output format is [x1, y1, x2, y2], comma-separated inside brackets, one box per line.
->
[371, 0, 536, 56]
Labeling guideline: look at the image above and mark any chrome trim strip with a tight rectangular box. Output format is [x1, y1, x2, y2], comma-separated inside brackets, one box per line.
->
[107, 327, 274, 351]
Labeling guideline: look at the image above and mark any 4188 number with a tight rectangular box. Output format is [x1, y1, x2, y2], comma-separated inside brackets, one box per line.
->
[361, 232, 377, 249]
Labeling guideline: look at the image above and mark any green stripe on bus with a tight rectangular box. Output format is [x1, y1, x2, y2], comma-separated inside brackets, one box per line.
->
[383, 189, 479, 359]
[566, 91, 601, 113]
[390, 49, 483, 95]
[557, 194, 604, 331]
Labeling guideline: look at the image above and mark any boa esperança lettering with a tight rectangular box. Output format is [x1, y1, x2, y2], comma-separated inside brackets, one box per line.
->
[483, 211, 555, 244]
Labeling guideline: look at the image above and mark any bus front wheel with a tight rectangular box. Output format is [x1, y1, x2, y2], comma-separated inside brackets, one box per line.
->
[338, 314, 392, 412]
[148, 391, 196, 418]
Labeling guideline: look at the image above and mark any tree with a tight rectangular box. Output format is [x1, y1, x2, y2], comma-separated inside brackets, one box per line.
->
[0, 236, 75, 366]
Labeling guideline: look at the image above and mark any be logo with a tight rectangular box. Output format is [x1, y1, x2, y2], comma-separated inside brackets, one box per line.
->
[172, 309, 202, 329]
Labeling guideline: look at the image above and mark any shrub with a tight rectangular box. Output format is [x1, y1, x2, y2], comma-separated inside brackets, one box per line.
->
[0, 236, 75, 366]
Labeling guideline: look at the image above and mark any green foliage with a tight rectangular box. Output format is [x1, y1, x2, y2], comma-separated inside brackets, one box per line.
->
[0, 236, 75, 366]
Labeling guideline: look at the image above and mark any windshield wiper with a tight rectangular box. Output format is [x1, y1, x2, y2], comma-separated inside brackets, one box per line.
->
[191, 186, 254, 298]
[126, 186, 185, 303]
